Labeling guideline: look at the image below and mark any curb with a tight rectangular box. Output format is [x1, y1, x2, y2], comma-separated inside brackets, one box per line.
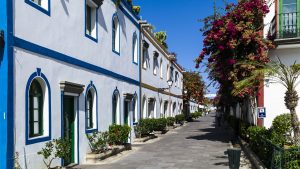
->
[238, 137, 267, 169]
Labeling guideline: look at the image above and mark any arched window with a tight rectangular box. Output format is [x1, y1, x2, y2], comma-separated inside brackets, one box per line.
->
[112, 14, 120, 54]
[133, 95, 138, 123]
[172, 103, 176, 117]
[29, 79, 44, 137]
[26, 69, 51, 145]
[86, 84, 97, 132]
[160, 59, 163, 79]
[133, 33, 138, 64]
[112, 89, 120, 124]
[142, 96, 147, 118]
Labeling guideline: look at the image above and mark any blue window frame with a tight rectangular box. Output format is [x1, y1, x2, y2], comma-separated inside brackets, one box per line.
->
[25, 68, 51, 145]
[112, 13, 120, 55]
[25, 0, 50, 16]
[85, 0, 98, 42]
[85, 81, 98, 133]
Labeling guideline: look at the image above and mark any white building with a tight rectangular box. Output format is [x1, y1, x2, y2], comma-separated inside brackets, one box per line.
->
[263, 0, 300, 128]
[140, 25, 184, 120]
[0, 0, 143, 168]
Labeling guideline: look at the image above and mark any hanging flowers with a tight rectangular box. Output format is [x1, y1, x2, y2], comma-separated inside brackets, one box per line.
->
[196, 0, 275, 104]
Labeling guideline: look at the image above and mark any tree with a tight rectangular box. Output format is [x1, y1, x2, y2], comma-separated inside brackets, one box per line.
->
[154, 31, 168, 49]
[233, 58, 300, 145]
[183, 71, 205, 104]
[195, 0, 274, 108]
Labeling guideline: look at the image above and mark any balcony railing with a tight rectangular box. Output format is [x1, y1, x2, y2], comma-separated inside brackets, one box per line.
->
[269, 12, 300, 40]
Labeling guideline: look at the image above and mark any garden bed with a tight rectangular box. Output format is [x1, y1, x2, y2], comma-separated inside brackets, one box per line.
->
[134, 134, 157, 143]
[86, 144, 131, 164]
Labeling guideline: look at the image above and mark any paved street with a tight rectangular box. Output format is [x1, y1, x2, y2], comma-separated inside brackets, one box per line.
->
[80, 112, 235, 169]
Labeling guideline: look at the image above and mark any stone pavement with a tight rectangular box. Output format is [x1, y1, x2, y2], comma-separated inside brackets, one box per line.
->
[79, 113, 250, 169]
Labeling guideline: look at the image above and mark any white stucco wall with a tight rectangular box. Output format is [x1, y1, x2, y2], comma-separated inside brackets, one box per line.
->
[263, 0, 276, 38]
[141, 31, 183, 97]
[14, 47, 140, 169]
[13, 1, 141, 168]
[14, 0, 139, 80]
[264, 48, 300, 128]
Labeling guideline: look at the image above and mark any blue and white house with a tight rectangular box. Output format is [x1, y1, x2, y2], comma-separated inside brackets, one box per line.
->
[140, 24, 184, 120]
[0, 0, 142, 168]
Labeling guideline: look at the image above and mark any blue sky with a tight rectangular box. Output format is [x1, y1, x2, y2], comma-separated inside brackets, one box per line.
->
[133, 0, 236, 94]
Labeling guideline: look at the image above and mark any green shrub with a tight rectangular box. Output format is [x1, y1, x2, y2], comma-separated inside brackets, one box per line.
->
[270, 114, 293, 146]
[139, 118, 155, 135]
[86, 131, 109, 153]
[153, 118, 167, 131]
[37, 138, 71, 169]
[109, 124, 131, 145]
[166, 117, 175, 126]
[286, 160, 300, 169]
[175, 114, 185, 124]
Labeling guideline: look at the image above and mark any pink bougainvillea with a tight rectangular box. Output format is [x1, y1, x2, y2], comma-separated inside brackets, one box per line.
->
[196, 0, 274, 105]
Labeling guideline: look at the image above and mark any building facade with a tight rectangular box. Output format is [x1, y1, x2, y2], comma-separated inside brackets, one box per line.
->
[0, 0, 185, 168]
[263, 0, 300, 128]
[139, 25, 184, 120]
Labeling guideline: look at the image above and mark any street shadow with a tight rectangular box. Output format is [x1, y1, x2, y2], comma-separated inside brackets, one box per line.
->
[186, 126, 233, 143]
[214, 161, 229, 166]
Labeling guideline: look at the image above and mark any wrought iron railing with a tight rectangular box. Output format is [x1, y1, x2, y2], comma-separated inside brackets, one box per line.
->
[269, 12, 300, 39]
[250, 136, 300, 169]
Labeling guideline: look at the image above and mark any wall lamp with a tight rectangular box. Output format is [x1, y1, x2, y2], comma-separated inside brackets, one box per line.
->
[0, 30, 4, 50]
[158, 79, 173, 91]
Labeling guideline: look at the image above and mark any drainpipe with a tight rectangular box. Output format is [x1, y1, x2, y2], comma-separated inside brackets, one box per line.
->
[138, 21, 151, 120]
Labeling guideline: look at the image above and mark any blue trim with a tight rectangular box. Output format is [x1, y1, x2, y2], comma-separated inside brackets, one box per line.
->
[118, 3, 139, 28]
[84, 0, 98, 43]
[25, 68, 52, 145]
[25, 0, 50, 16]
[85, 81, 99, 134]
[132, 32, 138, 65]
[112, 13, 120, 55]
[13, 37, 140, 86]
[111, 0, 140, 28]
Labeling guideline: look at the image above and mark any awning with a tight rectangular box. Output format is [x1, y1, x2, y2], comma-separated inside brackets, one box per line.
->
[60, 81, 85, 94]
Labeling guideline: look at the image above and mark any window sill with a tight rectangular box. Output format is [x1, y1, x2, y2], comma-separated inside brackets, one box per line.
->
[85, 34, 98, 43]
[132, 61, 138, 65]
[86, 128, 98, 134]
[25, 0, 50, 16]
[112, 49, 120, 56]
[26, 135, 51, 145]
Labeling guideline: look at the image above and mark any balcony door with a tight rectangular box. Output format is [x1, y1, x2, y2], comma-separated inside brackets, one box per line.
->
[280, 0, 298, 38]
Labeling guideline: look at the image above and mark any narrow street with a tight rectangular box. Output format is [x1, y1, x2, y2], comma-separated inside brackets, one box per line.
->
[80, 113, 234, 169]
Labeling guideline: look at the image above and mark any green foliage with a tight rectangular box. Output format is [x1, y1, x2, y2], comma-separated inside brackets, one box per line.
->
[175, 114, 185, 124]
[152, 118, 167, 131]
[154, 31, 168, 49]
[270, 114, 293, 146]
[190, 111, 203, 119]
[86, 131, 110, 153]
[183, 71, 205, 104]
[286, 160, 300, 169]
[132, 6, 140, 15]
[136, 118, 167, 136]
[166, 117, 175, 126]
[139, 118, 155, 135]
[109, 124, 131, 145]
[37, 138, 71, 169]
[14, 152, 21, 169]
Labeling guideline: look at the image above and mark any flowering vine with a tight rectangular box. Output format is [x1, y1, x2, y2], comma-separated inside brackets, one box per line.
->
[196, 0, 274, 105]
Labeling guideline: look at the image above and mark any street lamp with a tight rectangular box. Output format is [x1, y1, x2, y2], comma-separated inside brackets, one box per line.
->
[158, 79, 173, 91]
